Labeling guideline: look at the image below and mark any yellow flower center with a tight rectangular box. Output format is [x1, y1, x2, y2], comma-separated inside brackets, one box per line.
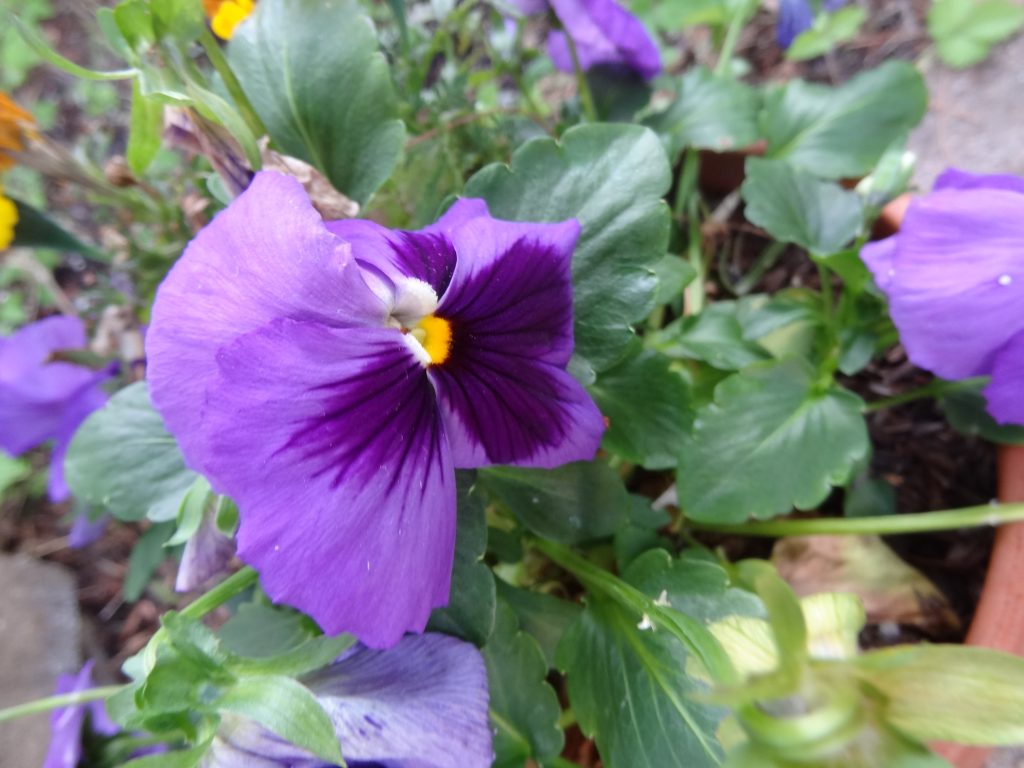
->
[209, 0, 255, 40]
[0, 190, 18, 251]
[409, 315, 452, 365]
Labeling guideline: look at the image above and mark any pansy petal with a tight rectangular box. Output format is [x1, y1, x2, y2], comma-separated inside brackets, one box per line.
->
[934, 168, 1024, 195]
[199, 319, 455, 647]
[860, 235, 897, 293]
[0, 315, 85, 383]
[309, 634, 491, 768]
[325, 219, 458, 300]
[877, 188, 1024, 379]
[546, 0, 662, 80]
[44, 661, 117, 768]
[146, 171, 385, 464]
[422, 198, 491, 237]
[175, 505, 235, 592]
[69, 512, 109, 548]
[776, 0, 814, 47]
[48, 380, 109, 502]
[432, 216, 604, 468]
[985, 331, 1024, 425]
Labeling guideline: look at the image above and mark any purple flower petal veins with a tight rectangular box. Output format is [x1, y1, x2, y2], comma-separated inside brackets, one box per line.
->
[0, 316, 116, 501]
[204, 634, 491, 768]
[861, 168, 1024, 424]
[147, 171, 605, 647]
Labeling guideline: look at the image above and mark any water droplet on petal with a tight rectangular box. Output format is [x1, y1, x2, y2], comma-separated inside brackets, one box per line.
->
[999, 274, 1013, 286]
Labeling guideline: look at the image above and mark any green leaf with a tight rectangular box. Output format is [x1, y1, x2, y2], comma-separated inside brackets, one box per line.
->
[929, 0, 1024, 68]
[742, 158, 863, 254]
[216, 676, 343, 764]
[150, 0, 204, 42]
[653, 253, 697, 305]
[124, 522, 175, 601]
[559, 594, 726, 768]
[589, 350, 693, 469]
[480, 461, 630, 544]
[855, 645, 1024, 745]
[645, 66, 760, 159]
[785, 6, 868, 61]
[0, 454, 30, 499]
[127, 80, 163, 175]
[761, 61, 927, 179]
[113, 0, 155, 53]
[218, 603, 317, 658]
[428, 472, 496, 645]
[10, 198, 106, 259]
[228, 0, 406, 204]
[465, 123, 672, 375]
[65, 382, 198, 522]
[494, 580, 582, 668]
[650, 301, 772, 370]
[678, 360, 870, 522]
[940, 386, 1024, 445]
[121, 741, 211, 768]
[166, 476, 212, 546]
[485, 602, 564, 767]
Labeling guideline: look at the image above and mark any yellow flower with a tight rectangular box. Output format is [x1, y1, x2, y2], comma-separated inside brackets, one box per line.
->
[204, 0, 255, 40]
[0, 188, 17, 251]
[0, 92, 36, 172]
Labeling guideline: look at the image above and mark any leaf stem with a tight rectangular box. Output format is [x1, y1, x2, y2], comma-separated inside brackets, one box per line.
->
[0, 685, 125, 724]
[563, 33, 598, 122]
[181, 566, 258, 619]
[687, 502, 1024, 537]
[863, 377, 987, 413]
[532, 539, 737, 684]
[714, 1, 749, 77]
[198, 28, 267, 140]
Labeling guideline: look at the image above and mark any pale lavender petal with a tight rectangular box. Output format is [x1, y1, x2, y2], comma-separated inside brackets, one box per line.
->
[44, 661, 117, 768]
[175, 506, 235, 592]
[203, 634, 491, 768]
[422, 199, 491, 237]
[934, 168, 1024, 195]
[48, 377, 110, 502]
[985, 331, 1024, 425]
[69, 512, 109, 548]
[860, 236, 897, 293]
[198, 319, 455, 648]
[324, 219, 458, 301]
[0, 315, 85, 383]
[507, 0, 548, 14]
[869, 188, 1024, 379]
[146, 171, 386, 465]
[432, 216, 604, 468]
[546, 0, 661, 80]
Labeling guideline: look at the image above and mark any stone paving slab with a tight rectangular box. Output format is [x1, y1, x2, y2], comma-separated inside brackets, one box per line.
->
[909, 35, 1024, 190]
[0, 554, 81, 768]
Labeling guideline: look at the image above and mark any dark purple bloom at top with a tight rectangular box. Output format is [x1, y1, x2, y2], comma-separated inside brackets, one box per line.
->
[146, 171, 604, 648]
[0, 316, 115, 501]
[861, 168, 1024, 425]
[204, 633, 491, 768]
[514, 0, 661, 80]
[776, 0, 847, 48]
[44, 661, 119, 768]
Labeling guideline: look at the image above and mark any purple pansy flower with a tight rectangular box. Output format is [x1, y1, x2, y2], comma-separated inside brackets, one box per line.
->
[776, 0, 847, 48]
[175, 504, 235, 592]
[0, 316, 116, 501]
[147, 171, 604, 647]
[204, 633, 491, 767]
[44, 661, 119, 768]
[861, 168, 1024, 425]
[514, 0, 662, 80]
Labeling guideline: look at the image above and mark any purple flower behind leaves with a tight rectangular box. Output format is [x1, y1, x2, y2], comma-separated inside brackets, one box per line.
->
[776, 0, 847, 49]
[204, 633, 491, 768]
[512, 0, 661, 80]
[44, 661, 119, 768]
[175, 504, 236, 592]
[861, 168, 1024, 424]
[0, 316, 116, 501]
[146, 171, 604, 648]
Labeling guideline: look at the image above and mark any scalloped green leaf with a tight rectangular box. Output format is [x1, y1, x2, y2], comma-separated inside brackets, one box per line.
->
[761, 61, 927, 180]
[678, 360, 869, 522]
[465, 123, 672, 376]
[228, 0, 405, 204]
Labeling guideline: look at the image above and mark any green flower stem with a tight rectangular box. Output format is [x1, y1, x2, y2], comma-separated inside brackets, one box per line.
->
[181, 566, 258, 619]
[863, 376, 988, 413]
[532, 538, 738, 684]
[0, 685, 126, 724]
[687, 502, 1024, 538]
[563, 33, 598, 122]
[198, 28, 267, 141]
[714, 0, 750, 77]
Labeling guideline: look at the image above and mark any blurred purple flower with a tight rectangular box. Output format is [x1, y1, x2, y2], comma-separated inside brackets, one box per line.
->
[514, 0, 661, 80]
[861, 168, 1024, 425]
[776, 0, 847, 48]
[205, 633, 491, 768]
[147, 171, 604, 647]
[68, 512, 109, 548]
[0, 316, 116, 501]
[175, 504, 235, 592]
[43, 661, 119, 768]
